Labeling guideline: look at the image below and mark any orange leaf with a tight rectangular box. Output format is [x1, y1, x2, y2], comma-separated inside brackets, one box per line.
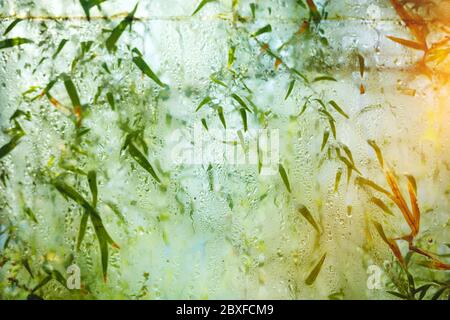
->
[389, 0, 428, 45]
[384, 169, 418, 236]
[387, 36, 426, 51]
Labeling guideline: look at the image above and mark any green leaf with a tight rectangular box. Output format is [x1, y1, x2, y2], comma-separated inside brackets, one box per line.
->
[9, 109, 31, 122]
[77, 212, 89, 251]
[61, 73, 82, 110]
[328, 100, 349, 119]
[201, 118, 208, 131]
[192, 0, 216, 16]
[431, 287, 447, 300]
[0, 132, 25, 160]
[80, 0, 107, 20]
[32, 275, 52, 293]
[231, 93, 252, 113]
[252, 24, 272, 37]
[22, 259, 34, 278]
[228, 46, 236, 69]
[285, 80, 295, 100]
[105, 3, 138, 52]
[195, 96, 212, 112]
[312, 76, 337, 82]
[320, 130, 329, 152]
[127, 141, 161, 183]
[387, 291, 409, 299]
[305, 253, 326, 285]
[217, 106, 226, 129]
[132, 50, 166, 87]
[250, 3, 256, 18]
[298, 204, 320, 233]
[0, 37, 33, 50]
[240, 108, 248, 131]
[279, 164, 291, 193]
[87, 170, 98, 207]
[52, 39, 68, 59]
[3, 18, 23, 36]
[24, 207, 38, 223]
[106, 91, 115, 110]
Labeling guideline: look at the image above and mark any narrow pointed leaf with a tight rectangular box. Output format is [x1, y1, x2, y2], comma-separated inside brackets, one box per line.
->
[192, 0, 216, 16]
[279, 164, 291, 193]
[127, 141, 161, 183]
[132, 53, 165, 87]
[105, 3, 138, 52]
[3, 19, 23, 36]
[329, 100, 349, 119]
[231, 93, 252, 113]
[371, 197, 394, 216]
[252, 24, 272, 37]
[285, 80, 295, 100]
[0, 37, 33, 50]
[240, 108, 248, 131]
[305, 253, 326, 285]
[217, 106, 226, 129]
[298, 204, 320, 233]
[195, 96, 211, 112]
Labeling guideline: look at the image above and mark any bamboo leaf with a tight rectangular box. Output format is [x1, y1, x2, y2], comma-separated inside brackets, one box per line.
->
[334, 168, 342, 192]
[367, 140, 384, 168]
[192, 0, 216, 16]
[313, 76, 336, 82]
[252, 24, 272, 37]
[305, 253, 326, 285]
[24, 207, 38, 223]
[320, 130, 329, 152]
[195, 96, 211, 112]
[285, 80, 295, 100]
[217, 106, 226, 129]
[76, 212, 89, 251]
[240, 108, 248, 132]
[22, 259, 34, 278]
[227, 45, 236, 69]
[0, 133, 25, 160]
[298, 204, 320, 233]
[431, 287, 447, 300]
[355, 177, 392, 197]
[387, 291, 409, 299]
[384, 169, 418, 236]
[386, 36, 426, 51]
[231, 93, 252, 113]
[371, 197, 394, 216]
[87, 170, 98, 207]
[106, 91, 115, 110]
[132, 50, 166, 87]
[373, 220, 405, 267]
[3, 18, 23, 36]
[328, 100, 349, 119]
[105, 3, 138, 52]
[0, 37, 33, 50]
[279, 164, 291, 193]
[306, 0, 321, 24]
[201, 118, 208, 131]
[357, 53, 365, 77]
[52, 39, 68, 59]
[61, 73, 82, 123]
[127, 141, 161, 183]
[80, 0, 107, 20]
[32, 275, 52, 293]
